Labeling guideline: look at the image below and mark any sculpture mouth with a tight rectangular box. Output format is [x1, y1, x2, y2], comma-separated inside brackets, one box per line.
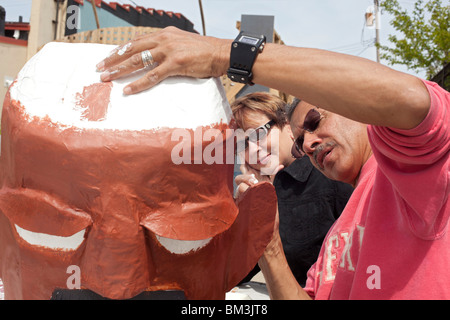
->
[14, 224, 86, 251]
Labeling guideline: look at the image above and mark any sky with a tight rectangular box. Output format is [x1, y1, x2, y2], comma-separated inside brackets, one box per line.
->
[2, 0, 447, 78]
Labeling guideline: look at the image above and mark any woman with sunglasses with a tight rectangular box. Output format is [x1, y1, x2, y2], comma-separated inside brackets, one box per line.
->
[231, 92, 353, 289]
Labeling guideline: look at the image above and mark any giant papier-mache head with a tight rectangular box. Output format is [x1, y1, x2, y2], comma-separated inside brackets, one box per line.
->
[0, 42, 276, 300]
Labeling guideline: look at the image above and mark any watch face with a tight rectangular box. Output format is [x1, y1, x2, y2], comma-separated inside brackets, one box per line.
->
[239, 35, 260, 46]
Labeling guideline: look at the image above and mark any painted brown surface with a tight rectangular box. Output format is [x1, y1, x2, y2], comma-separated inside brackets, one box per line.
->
[0, 93, 277, 300]
[76, 82, 113, 121]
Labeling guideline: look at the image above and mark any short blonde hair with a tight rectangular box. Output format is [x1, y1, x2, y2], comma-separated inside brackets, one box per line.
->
[231, 92, 288, 129]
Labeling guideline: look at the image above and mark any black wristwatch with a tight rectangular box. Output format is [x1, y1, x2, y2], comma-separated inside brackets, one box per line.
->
[227, 32, 266, 85]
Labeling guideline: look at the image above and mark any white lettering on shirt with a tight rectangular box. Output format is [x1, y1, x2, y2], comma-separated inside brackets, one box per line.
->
[322, 225, 365, 284]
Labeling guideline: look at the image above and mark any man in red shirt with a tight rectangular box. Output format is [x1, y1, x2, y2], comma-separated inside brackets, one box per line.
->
[97, 27, 450, 299]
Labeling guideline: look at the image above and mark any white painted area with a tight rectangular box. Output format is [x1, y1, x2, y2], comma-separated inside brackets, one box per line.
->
[9, 42, 231, 131]
[14, 224, 86, 251]
[0, 278, 4, 300]
[155, 234, 212, 254]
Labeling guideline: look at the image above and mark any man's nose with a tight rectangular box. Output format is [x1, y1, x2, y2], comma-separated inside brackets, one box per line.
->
[302, 132, 322, 155]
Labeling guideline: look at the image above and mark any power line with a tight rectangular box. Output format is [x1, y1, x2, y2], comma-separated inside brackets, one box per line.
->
[356, 39, 376, 56]
[328, 42, 364, 51]
[327, 13, 376, 56]
[128, 0, 139, 7]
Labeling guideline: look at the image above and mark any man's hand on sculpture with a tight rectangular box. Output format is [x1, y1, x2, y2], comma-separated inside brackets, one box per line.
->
[96, 27, 231, 95]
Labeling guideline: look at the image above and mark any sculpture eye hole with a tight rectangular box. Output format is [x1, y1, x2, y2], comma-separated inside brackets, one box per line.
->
[14, 224, 87, 251]
[154, 234, 212, 255]
[0, 189, 92, 251]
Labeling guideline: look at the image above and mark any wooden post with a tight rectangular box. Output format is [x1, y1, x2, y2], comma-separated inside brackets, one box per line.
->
[91, 0, 100, 29]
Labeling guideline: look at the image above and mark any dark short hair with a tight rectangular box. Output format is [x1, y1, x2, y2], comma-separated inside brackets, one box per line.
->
[285, 97, 301, 122]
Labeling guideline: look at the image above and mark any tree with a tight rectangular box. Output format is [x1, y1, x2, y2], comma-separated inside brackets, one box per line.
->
[378, 0, 449, 80]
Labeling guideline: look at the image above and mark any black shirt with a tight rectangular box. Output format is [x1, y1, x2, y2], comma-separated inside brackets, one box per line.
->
[274, 157, 353, 286]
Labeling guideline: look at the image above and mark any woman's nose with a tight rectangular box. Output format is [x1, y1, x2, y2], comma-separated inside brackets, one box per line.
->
[245, 140, 261, 165]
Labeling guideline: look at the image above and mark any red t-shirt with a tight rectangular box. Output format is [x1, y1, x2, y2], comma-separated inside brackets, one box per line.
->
[304, 80, 450, 299]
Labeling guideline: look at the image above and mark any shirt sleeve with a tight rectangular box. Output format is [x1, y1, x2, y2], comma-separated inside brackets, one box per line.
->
[367, 79, 450, 239]
[303, 262, 317, 299]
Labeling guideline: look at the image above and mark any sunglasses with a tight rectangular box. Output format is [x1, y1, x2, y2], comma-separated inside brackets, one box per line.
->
[244, 119, 276, 150]
[291, 108, 322, 158]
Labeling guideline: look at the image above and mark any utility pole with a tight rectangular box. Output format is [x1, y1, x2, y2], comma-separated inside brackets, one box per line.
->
[374, 0, 381, 63]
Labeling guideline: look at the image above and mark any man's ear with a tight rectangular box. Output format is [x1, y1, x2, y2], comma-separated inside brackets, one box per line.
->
[283, 123, 294, 141]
